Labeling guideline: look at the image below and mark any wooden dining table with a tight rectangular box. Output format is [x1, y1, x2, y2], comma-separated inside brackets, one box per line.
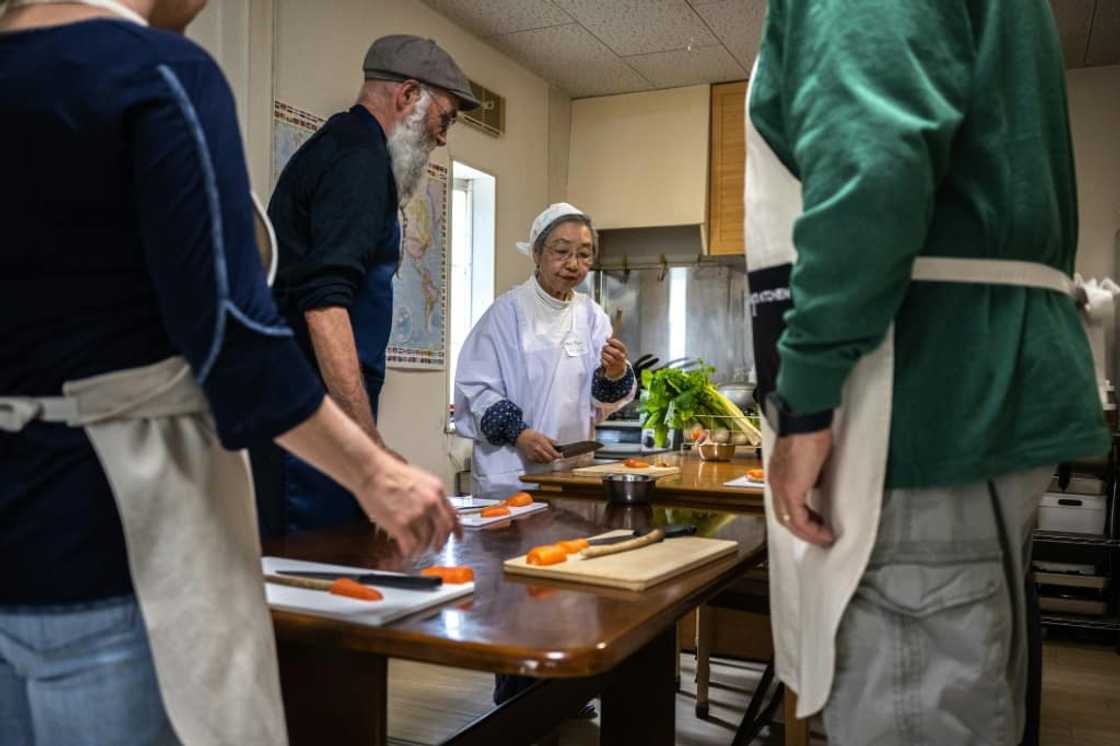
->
[263, 496, 766, 746]
[525, 449, 766, 511]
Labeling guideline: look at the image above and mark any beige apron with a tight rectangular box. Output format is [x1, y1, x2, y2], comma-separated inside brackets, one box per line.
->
[0, 357, 288, 745]
[743, 65, 1078, 718]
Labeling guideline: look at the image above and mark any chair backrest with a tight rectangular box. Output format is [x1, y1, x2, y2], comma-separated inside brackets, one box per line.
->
[250, 191, 278, 286]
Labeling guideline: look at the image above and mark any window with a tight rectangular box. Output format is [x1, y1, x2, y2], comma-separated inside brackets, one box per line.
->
[448, 162, 496, 408]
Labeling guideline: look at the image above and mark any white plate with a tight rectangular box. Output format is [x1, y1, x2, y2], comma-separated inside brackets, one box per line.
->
[459, 501, 548, 528]
[722, 475, 765, 489]
[449, 495, 502, 511]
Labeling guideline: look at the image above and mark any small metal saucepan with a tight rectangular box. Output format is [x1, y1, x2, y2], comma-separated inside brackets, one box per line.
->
[602, 473, 658, 504]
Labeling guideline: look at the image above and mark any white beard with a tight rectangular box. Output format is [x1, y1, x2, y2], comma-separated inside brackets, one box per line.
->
[387, 94, 435, 205]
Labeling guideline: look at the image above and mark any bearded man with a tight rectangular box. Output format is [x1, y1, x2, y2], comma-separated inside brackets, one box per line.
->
[264, 35, 478, 534]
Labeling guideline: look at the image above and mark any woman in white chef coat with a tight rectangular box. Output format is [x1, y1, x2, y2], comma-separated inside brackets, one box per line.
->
[454, 203, 636, 500]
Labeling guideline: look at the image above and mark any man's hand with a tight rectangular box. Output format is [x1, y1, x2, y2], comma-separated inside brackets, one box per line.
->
[516, 429, 562, 464]
[354, 450, 460, 556]
[275, 398, 458, 557]
[600, 337, 628, 379]
[768, 429, 836, 547]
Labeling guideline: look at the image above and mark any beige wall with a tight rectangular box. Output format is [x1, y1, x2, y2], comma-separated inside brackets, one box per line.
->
[1068, 65, 1120, 280]
[187, 0, 275, 195]
[547, 86, 571, 204]
[266, 0, 558, 483]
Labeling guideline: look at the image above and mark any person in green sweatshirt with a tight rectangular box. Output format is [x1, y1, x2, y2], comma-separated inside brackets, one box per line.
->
[746, 1, 1110, 743]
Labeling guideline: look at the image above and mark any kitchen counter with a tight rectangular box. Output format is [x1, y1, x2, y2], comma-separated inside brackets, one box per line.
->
[522, 450, 765, 512]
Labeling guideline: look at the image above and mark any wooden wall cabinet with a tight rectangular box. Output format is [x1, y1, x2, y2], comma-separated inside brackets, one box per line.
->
[568, 85, 710, 231]
[707, 81, 747, 256]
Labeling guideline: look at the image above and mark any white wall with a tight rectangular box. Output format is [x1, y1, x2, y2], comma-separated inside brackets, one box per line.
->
[1068, 65, 1120, 280]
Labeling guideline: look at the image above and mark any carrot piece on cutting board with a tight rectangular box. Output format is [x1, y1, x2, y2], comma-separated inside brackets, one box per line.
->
[504, 492, 533, 507]
[329, 578, 383, 602]
[421, 566, 475, 584]
[526, 545, 568, 566]
[747, 468, 765, 481]
[556, 538, 590, 554]
[623, 458, 650, 468]
[480, 506, 511, 518]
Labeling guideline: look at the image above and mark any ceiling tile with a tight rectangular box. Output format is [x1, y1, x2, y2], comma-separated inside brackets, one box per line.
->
[1049, 0, 1095, 67]
[691, 0, 767, 72]
[1086, 0, 1120, 66]
[552, 0, 718, 56]
[492, 24, 653, 97]
[625, 45, 747, 88]
[421, 0, 572, 38]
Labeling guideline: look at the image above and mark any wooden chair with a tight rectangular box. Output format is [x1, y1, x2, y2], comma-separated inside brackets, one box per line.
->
[693, 571, 798, 745]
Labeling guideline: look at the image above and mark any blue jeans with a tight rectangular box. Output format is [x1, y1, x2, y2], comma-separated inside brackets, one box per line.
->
[0, 595, 178, 745]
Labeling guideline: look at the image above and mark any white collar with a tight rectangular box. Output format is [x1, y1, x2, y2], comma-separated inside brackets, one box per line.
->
[531, 274, 573, 313]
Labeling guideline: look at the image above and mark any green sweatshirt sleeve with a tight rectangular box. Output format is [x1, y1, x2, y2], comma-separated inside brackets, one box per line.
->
[773, 0, 974, 413]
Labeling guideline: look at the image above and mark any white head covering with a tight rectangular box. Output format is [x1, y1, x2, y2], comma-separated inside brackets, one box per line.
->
[516, 202, 587, 256]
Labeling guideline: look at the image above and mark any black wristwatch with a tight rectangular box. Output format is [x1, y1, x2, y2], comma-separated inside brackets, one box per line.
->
[764, 392, 833, 436]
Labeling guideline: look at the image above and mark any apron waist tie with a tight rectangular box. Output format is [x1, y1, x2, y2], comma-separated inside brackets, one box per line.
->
[0, 357, 198, 433]
[0, 396, 78, 431]
[912, 257, 1075, 297]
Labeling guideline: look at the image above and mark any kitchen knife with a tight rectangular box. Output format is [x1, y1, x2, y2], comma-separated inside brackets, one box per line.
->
[277, 570, 442, 590]
[585, 523, 696, 546]
[557, 440, 604, 458]
[582, 528, 665, 559]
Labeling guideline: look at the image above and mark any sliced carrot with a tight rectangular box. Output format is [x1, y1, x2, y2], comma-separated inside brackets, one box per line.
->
[329, 578, 383, 602]
[504, 492, 533, 508]
[747, 468, 765, 481]
[421, 566, 475, 584]
[624, 458, 651, 469]
[481, 506, 511, 518]
[526, 544, 568, 566]
[556, 538, 590, 554]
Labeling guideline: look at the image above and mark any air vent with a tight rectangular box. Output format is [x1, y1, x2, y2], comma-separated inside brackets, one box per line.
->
[462, 79, 505, 137]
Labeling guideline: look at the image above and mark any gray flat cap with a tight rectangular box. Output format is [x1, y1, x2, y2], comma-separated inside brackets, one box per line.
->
[363, 34, 480, 111]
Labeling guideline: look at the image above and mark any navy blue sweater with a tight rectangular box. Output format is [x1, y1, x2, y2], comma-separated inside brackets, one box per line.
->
[0, 19, 323, 605]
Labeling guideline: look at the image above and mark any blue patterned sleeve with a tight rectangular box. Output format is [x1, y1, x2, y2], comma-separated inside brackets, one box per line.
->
[592, 365, 635, 404]
[479, 399, 530, 447]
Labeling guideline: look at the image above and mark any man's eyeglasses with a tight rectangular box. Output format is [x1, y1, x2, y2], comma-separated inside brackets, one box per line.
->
[423, 87, 457, 136]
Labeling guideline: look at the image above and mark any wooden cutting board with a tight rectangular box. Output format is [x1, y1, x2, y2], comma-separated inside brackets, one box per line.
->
[571, 461, 680, 477]
[504, 536, 738, 591]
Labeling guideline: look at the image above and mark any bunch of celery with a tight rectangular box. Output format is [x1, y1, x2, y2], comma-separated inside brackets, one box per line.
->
[639, 365, 761, 448]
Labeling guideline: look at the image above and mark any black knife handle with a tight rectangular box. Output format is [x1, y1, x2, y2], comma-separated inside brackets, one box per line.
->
[277, 570, 441, 589]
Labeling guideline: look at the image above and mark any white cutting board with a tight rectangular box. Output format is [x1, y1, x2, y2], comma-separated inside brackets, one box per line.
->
[262, 557, 473, 626]
[504, 535, 738, 591]
[459, 501, 548, 528]
[571, 461, 680, 477]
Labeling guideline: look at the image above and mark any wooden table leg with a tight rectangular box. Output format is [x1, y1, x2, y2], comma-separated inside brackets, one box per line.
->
[601, 629, 677, 746]
[277, 638, 387, 746]
[695, 604, 713, 717]
[783, 688, 810, 746]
